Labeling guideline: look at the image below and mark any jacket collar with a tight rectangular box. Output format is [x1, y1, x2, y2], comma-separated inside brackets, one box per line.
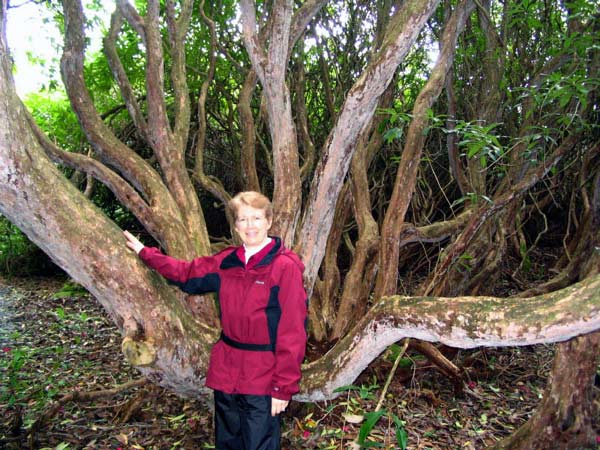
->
[220, 236, 282, 270]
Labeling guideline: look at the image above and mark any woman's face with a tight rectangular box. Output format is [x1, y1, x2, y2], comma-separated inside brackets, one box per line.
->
[234, 204, 272, 248]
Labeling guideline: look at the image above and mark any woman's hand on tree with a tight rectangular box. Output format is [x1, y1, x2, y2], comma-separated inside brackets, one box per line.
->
[123, 230, 144, 254]
[271, 398, 289, 416]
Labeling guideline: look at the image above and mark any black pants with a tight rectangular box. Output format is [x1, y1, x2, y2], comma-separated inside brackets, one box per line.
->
[214, 390, 281, 450]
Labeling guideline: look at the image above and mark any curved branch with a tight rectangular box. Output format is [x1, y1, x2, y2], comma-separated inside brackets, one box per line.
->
[289, 0, 328, 51]
[330, 81, 396, 339]
[397, 209, 475, 247]
[239, 0, 267, 80]
[28, 115, 165, 244]
[61, 0, 193, 257]
[104, 7, 149, 142]
[193, 0, 231, 210]
[117, 0, 146, 45]
[166, 0, 194, 151]
[142, 0, 210, 255]
[299, 274, 600, 401]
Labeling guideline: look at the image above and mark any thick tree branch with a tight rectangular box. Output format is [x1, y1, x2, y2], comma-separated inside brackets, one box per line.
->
[138, 0, 210, 255]
[166, 0, 194, 151]
[239, 0, 301, 245]
[299, 274, 600, 401]
[239, 0, 267, 80]
[61, 0, 193, 257]
[27, 115, 166, 244]
[145, 0, 171, 146]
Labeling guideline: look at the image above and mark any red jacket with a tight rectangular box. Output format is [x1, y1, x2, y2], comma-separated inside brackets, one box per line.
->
[139, 237, 307, 400]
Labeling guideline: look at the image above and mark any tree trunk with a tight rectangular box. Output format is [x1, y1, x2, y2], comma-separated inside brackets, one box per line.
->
[489, 332, 600, 450]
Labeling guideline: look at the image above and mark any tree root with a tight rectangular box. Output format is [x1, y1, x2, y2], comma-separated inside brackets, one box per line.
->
[27, 377, 148, 447]
[113, 383, 158, 424]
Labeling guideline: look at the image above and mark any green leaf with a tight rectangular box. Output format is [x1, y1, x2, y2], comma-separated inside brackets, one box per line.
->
[54, 307, 66, 320]
[392, 414, 408, 449]
[358, 409, 386, 446]
[383, 127, 403, 143]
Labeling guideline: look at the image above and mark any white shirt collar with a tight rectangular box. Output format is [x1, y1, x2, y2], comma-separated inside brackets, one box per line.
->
[243, 237, 272, 263]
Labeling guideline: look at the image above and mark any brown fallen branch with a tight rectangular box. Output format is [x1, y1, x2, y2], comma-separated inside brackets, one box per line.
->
[409, 340, 463, 392]
[28, 377, 148, 445]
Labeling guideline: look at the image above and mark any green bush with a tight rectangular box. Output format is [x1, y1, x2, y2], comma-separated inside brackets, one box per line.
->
[0, 216, 61, 276]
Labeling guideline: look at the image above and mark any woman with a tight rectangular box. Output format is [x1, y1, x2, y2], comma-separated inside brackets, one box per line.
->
[124, 191, 308, 450]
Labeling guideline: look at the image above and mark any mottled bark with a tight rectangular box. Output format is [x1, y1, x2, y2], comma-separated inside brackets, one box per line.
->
[60, 0, 205, 258]
[144, 0, 209, 254]
[0, 30, 216, 399]
[28, 117, 164, 243]
[238, 69, 261, 192]
[239, 0, 301, 245]
[299, 274, 600, 401]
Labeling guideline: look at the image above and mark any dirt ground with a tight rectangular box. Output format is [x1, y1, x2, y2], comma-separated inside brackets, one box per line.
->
[0, 275, 598, 449]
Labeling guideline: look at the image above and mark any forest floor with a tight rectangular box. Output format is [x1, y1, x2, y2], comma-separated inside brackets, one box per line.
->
[0, 275, 598, 450]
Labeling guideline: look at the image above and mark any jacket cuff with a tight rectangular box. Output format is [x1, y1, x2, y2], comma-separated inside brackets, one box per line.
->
[271, 386, 292, 401]
[138, 246, 151, 259]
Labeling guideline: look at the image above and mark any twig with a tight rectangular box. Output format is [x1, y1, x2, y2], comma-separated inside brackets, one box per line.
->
[375, 339, 410, 412]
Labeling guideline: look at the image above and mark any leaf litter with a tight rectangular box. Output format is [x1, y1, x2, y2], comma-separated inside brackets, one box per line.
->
[0, 275, 597, 449]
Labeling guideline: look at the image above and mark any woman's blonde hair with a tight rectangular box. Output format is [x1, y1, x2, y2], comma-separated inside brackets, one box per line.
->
[228, 191, 273, 220]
